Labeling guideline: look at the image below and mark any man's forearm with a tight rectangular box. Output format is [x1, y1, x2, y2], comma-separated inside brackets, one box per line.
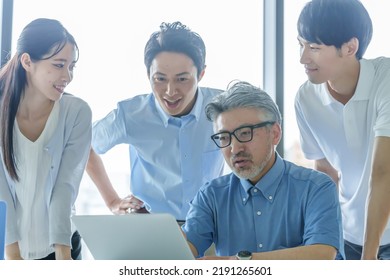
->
[362, 174, 390, 259]
[252, 244, 337, 260]
[363, 137, 390, 259]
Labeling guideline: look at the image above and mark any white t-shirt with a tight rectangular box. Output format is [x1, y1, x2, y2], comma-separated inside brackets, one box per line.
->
[295, 57, 390, 246]
[14, 101, 59, 259]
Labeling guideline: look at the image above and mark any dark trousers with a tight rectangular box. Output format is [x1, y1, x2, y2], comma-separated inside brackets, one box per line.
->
[344, 240, 390, 260]
[38, 231, 82, 260]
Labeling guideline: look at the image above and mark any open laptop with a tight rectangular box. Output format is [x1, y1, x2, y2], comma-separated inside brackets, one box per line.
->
[72, 213, 195, 260]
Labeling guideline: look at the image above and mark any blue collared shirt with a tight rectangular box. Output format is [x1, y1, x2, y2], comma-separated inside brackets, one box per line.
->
[92, 87, 224, 220]
[183, 154, 345, 258]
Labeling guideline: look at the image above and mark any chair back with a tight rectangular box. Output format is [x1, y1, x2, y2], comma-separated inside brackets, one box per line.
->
[0, 201, 6, 260]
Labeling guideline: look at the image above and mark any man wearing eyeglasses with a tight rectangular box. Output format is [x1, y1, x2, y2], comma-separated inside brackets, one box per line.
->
[182, 81, 344, 260]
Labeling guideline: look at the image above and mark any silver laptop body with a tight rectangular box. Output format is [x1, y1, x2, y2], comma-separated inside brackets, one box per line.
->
[72, 213, 194, 260]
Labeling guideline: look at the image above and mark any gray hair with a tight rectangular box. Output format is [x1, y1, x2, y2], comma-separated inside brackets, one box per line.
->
[205, 81, 282, 124]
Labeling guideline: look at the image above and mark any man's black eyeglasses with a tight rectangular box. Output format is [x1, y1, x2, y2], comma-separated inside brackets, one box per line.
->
[211, 121, 275, 148]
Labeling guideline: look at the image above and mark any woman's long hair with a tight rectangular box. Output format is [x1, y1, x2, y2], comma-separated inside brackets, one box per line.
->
[0, 18, 79, 181]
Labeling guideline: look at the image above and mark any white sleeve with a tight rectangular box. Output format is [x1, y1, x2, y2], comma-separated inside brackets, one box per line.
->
[294, 89, 325, 160]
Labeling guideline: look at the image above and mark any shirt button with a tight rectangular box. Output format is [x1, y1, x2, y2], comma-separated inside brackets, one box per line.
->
[253, 189, 258, 193]
[243, 198, 246, 202]
[259, 243, 263, 248]
[257, 211, 262, 216]
[268, 195, 273, 200]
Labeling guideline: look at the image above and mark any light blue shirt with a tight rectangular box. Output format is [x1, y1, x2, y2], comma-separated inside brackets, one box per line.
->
[92, 87, 224, 220]
[183, 154, 345, 258]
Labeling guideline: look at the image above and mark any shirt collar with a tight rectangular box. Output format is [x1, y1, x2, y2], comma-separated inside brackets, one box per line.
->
[239, 152, 284, 205]
[319, 58, 372, 105]
[352, 59, 373, 101]
[153, 88, 203, 127]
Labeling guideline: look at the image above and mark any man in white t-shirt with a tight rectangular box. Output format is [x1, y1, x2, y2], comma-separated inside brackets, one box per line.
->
[295, 0, 390, 259]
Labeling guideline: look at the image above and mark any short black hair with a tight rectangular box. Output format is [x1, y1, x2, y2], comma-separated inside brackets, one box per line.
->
[297, 0, 372, 59]
[144, 22, 206, 77]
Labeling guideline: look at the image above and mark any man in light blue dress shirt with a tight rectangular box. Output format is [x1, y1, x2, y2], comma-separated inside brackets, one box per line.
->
[182, 81, 344, 259]
[86, 22, 224, 220]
